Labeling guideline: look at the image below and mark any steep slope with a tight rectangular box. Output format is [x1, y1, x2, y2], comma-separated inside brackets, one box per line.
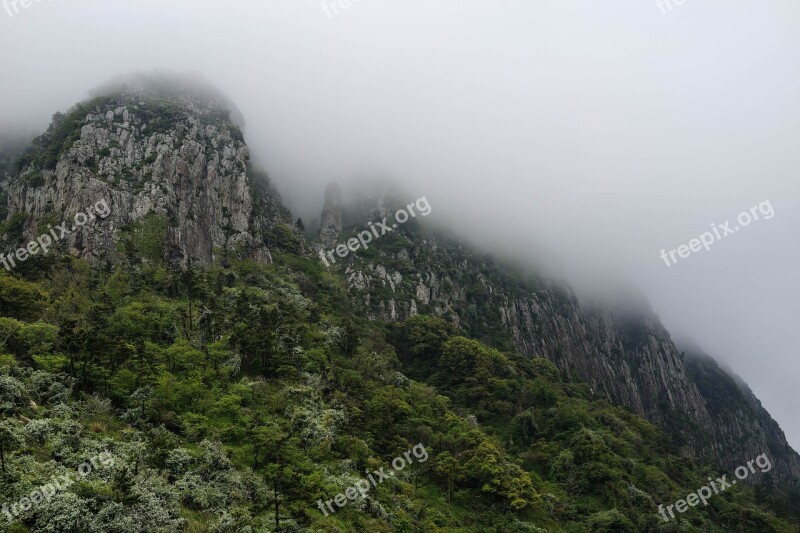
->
[684, 347, 800, 483]
[1, 259, 797, 531]
[317, 184, 800, 485]
[3, 74, 297, 269]
[1, 81, 798, 531]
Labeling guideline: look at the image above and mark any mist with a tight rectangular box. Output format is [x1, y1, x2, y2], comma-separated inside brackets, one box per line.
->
[2, 0, 798, 448]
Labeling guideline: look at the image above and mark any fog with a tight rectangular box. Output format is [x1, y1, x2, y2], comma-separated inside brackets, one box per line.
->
[1, 0, 799, 448]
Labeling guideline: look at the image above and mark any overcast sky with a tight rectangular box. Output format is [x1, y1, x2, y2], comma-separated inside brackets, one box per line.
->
[1, 0, 798, 449]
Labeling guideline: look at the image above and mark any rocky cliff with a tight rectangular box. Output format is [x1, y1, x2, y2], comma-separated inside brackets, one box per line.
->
[2, 74, 296, 268]
[318, 185, 800, 484]
[684, 348, 800, 482]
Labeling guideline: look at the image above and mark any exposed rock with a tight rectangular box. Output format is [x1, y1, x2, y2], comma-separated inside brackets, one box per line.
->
[318, 182, 343, 250]
[4, 80, 295, 268]
[319, 186, 800, 484]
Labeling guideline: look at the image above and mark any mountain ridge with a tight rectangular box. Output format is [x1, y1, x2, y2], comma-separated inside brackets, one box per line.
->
[0, 79, 798, 531]
[314, 183, 800, 485]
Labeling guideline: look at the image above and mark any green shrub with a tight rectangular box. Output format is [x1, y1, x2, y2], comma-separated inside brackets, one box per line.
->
[118, 212, 167, 264]
[27, 171, 45, 187]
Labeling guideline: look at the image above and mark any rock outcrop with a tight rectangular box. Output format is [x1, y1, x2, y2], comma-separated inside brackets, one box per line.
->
[319, 186, 800, 484]
[3, 74, 295, 268]
[684, 348, 800, 481]
[317, 182, 343, 250]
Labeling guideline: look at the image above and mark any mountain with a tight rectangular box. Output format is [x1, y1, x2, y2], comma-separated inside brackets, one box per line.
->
[683, 346, 800, 484]
[6, 73, 298, 269]
[319, 186, 800, 484]
[0, 75, 797, 531]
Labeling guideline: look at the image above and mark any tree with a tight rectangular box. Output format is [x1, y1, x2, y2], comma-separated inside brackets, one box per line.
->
[180, 267, 202, 334]
[0, 273, 46, 321]
[391, 315, 453, 379]
[0, 419, 18, 473]
[433, 451, 460, 504]
[230, 292, 280, 375]
[254, 419, 301, 531]
[0, 380, 24, 472]
[462, 438, 538, 510]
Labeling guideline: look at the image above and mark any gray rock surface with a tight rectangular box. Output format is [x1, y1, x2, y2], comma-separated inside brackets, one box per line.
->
[4, 86, 293, 267]
[319, 186, 800, 483]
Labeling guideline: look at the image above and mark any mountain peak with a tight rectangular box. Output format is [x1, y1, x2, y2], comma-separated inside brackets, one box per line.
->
[90, 71, 245, 127]
[3, 80, 296, 269]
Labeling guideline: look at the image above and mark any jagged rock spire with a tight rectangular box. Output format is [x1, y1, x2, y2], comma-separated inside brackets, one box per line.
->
[317, 181, 343, 250]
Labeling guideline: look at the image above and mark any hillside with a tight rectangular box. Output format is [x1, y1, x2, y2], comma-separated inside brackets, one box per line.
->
[0, 76, 798, 532]
[323, 185, 800, 485]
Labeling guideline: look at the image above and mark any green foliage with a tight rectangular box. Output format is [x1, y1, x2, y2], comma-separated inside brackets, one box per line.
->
[137, 98, 187, 135]
[391, 314, 799, 531]
[0, 256, 794, 532]
[265, 222, 304, 254]
[1, 212, 28, 242]
[585, 509, 635, 532]
[389, 314, 453, 379]
[0, 273, 46, 321]
[26, 170, 45, 187]
[118, 213, 168, 264]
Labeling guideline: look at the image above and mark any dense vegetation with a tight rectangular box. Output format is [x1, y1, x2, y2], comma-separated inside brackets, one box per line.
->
[0, 245, 797, 532]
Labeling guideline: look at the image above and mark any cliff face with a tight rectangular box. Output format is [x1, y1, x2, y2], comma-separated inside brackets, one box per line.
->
[319, 186, 800, 483]
[685, 350, 800, 482]
[3, 79, 294, 268]
[317, 182, 344, 251]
